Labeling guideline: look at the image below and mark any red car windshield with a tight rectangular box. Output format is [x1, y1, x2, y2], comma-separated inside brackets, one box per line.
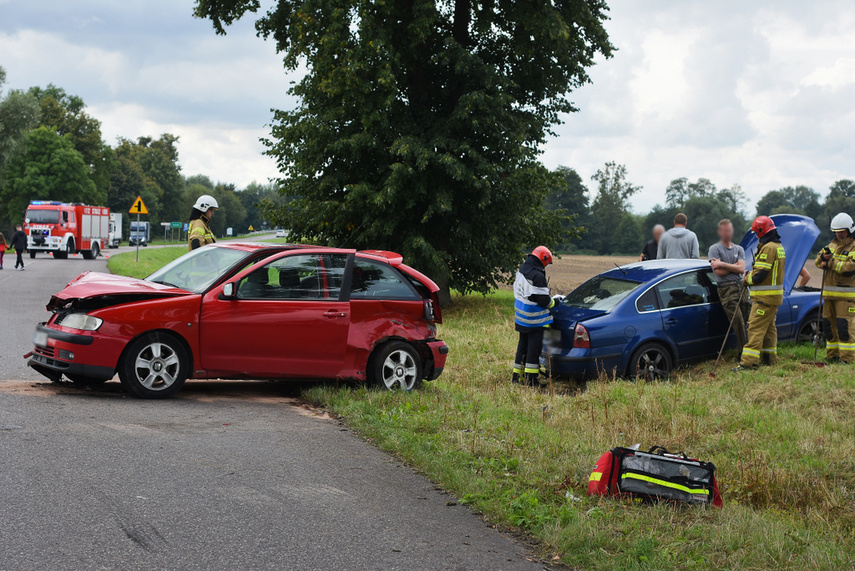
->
[147, 246, 253, 293]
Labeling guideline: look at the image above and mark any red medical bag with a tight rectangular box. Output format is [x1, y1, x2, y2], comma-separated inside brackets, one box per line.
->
[587, 445, 722, 508]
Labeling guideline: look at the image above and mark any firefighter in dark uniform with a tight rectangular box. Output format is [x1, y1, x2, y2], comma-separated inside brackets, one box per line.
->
[816, 213, 855, 363]
[188, 195, 219, 251]
[735, 216, 785, 371]
[513, 246, 556, 387]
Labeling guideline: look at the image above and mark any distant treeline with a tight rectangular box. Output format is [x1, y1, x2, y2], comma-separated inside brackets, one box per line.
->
[0, 69, 283, 238]
[547, 163, 854, 256]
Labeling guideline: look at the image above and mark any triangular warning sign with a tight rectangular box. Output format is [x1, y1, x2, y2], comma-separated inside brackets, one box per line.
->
[130, 196, 149, 215]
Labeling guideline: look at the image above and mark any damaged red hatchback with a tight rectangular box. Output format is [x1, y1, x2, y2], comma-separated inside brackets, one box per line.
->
[27, 244, 448, 398]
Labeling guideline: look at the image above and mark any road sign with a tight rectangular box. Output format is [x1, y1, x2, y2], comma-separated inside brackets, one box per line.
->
[130, 196, 149, 215]
[160, 222, 170, 227]
[171, 222, 181, 228]
[183, 223, 189, 231]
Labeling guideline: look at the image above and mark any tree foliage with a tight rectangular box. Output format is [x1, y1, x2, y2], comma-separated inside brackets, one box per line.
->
[0, 67, 41, 190]
[0, 126, 100, 222]
[587, 162, 640, 254]
[545, 166, 588, 250]
[194, 0, 614, 297]
[28, 84, 113, 197]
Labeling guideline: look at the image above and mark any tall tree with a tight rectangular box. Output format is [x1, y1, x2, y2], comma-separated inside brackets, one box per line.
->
[756, 185, 821, 219]
[194, 0, 614, 299]
[819, 180, 855, 246]
[0, 67, 41, 188]
[588, 162, 641, 254]
[545, 166, 589, 250]
[0, 126, 100, 222]
[239, 181, 285, 231]
[28, 85, 112, 197]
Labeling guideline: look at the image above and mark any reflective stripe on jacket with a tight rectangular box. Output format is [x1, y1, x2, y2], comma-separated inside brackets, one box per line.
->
[188, 219, 216, 250]
[513, 270, 554, 328]
[746, 241, 785, 305]
[816, 235, 855, 298]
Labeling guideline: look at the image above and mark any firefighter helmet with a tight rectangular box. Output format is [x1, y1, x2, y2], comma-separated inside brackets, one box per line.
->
[751, 216, 776, 238]
[193, 195, 219, 213]
[830, 212, 854, 232]
[532, 246, 553, 266]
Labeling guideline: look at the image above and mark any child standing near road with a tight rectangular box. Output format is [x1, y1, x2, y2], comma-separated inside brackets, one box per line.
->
[0, 232, 6, 270]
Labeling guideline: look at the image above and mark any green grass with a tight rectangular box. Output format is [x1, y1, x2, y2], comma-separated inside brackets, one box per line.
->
[106, 246, 185, 279]
[303, 291, 855, 570]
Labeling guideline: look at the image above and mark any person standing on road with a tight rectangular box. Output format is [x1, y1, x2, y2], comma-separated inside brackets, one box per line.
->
[10, 224, 27, 271]
[656, 213, 699, 260]
[734, 216, 785, 371]
[0, 232, 6, 270]
[815, 213, 855, 363]
[513, 246, 557, 387]
[188, 195, 219, 251]
[709, 219, 749, 352]
[639, 224, 665, 261]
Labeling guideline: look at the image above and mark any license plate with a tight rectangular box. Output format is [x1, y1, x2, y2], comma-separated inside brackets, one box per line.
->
[33, 330, 48, 348]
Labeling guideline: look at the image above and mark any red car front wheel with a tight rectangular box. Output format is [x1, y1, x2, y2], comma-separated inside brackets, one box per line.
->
[119, 332, 189, 399]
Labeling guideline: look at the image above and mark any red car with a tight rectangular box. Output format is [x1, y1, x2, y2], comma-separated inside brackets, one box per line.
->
[27, 244, 449, 398]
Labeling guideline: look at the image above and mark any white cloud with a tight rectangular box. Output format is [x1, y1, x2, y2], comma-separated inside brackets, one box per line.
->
[544, 0, 855, 214]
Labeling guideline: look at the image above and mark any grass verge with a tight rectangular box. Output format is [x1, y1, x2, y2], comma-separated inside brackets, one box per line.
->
[303, 291, 855, 570]
[106, 246, 185, 279]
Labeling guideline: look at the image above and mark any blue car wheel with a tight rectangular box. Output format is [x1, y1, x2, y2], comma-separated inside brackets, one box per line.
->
[628, 342, 673, 380]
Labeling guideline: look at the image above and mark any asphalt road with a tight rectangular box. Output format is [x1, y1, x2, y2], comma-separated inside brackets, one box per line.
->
[0, 250, 546, 571]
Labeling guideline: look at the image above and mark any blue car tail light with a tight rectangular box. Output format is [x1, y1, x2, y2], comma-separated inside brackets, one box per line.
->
[574, 323, 591, 348]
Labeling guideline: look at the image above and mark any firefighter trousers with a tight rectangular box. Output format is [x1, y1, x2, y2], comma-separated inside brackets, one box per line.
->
[514, 328, 544, 384]
[718, 283, 749, 352]
[822, 298, 855, 362]
[740, 301, 779, 367]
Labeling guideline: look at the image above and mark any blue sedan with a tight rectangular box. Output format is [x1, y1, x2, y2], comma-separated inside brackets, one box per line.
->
[542, 214, 821, 379]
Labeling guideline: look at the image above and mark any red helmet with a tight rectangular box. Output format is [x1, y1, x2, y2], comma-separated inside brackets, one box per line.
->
[751, 216, 776, 238]
[532, 246, 553, 266]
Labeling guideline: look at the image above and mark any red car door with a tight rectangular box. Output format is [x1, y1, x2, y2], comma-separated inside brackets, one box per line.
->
[199, 253, 351, 378]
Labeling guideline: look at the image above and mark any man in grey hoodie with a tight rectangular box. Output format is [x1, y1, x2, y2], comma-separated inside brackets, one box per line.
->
[657, 213, 699, 259]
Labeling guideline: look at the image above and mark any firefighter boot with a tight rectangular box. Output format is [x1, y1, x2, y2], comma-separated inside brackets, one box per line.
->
[512, 371, 522, 384]
[525, 373, 540, 387]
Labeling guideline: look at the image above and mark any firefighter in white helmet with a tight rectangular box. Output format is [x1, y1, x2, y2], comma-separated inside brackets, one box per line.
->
[816, 212, 855, 363]
[188, 195, 219, 251]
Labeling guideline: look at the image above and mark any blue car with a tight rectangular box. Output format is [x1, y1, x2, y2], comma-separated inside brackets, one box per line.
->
[542, 215, 822, 379]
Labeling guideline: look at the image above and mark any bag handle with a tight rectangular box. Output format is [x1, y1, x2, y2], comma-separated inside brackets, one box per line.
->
[648, 445, 688, 460]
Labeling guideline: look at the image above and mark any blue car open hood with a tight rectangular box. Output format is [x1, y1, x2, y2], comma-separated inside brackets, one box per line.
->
[740, 214, 820, 295]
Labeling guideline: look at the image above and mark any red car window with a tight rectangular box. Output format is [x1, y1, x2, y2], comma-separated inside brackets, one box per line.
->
[237, 253, 348, 301]
[350, 258, 420, 300]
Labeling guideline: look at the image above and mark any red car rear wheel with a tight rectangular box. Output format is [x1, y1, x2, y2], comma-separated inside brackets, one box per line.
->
[370, 341, 423, 391]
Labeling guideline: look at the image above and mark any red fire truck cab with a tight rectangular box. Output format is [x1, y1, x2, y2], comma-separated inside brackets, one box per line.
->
[25, 201, 110, 260]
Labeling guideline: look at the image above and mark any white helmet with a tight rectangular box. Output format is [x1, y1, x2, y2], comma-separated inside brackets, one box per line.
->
[830, 212, 854, 232]
[193, 194, 219, 213]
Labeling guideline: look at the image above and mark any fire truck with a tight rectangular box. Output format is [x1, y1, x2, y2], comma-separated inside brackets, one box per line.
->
[24, 201, 110, 260]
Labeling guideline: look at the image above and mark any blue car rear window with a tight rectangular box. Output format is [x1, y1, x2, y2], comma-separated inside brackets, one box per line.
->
[563, 277, 642, 312]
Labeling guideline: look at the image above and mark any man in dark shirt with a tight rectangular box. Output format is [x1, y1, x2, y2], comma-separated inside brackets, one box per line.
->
[639, 224, 664, 261]
[10, 224, 27, 271]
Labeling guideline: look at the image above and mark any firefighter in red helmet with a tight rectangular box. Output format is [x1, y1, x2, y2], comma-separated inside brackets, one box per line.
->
[734, 216, 786, 371]
[513, 246, 556, 386]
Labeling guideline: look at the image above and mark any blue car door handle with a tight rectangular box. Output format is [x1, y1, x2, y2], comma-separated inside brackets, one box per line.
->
[665, 317, 678, 325]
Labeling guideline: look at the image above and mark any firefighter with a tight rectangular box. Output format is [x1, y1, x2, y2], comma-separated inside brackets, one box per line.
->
[188, 195, 219, 251]
[513, 246, 557, 387]
[815, 213, 855, 363]
[734, 216, 785, 371]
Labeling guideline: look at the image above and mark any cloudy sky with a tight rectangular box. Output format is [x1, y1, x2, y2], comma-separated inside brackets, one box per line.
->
[2, 0, 854, 213]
